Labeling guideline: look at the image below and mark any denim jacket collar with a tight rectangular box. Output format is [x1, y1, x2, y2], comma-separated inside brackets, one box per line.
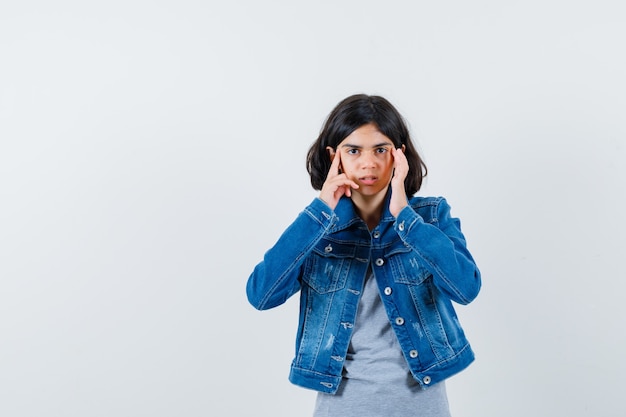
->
[330, 188, 396, 233]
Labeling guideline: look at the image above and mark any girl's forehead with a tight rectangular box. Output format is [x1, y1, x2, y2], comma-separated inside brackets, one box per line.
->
[338, 125, 394, 147]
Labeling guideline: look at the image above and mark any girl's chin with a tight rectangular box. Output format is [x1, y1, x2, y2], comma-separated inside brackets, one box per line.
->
[352, 185, 389, 198]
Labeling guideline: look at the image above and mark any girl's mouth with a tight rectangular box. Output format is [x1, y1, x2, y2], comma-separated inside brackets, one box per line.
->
[359, 176, 378, 186]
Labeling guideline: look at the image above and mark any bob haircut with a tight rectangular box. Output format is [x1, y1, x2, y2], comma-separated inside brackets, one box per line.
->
[306, 94, 427, 197]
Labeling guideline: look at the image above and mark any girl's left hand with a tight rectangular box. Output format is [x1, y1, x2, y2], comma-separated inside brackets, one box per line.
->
[389, 147, 409, 217]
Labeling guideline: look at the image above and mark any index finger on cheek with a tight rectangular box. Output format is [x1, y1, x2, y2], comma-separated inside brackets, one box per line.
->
[330, 148, 342, 172]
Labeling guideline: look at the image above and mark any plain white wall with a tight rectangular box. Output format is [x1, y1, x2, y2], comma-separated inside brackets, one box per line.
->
[1, 1, 625, 416]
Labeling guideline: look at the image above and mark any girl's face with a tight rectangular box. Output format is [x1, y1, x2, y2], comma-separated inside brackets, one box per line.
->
[331, 123, 396, 199]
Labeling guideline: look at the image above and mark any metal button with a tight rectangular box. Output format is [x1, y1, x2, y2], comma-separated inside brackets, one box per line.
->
[373, 231, 381, 238]
[375, 258, 384, 266]
[384, 287, 392, 296]
[409, 350, 418, 358]
[398, 221, 405, 231]
[324, 244, 332, 253]
[395, 317, 405, 325]
[423, 376, 431, 385]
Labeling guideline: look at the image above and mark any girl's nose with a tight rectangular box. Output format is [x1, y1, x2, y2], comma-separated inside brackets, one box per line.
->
[360, 151, 377, 167]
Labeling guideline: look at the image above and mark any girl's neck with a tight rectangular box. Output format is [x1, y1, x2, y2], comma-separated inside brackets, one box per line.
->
[351, 188, 388, 230]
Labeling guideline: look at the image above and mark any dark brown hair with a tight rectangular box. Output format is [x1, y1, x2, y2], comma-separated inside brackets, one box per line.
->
[306, 94, 427, 196]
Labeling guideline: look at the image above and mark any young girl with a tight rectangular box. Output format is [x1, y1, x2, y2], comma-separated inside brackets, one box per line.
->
[246, 94, 481, 417]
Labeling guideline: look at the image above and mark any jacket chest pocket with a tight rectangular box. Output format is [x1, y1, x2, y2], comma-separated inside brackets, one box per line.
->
[302, 240, 355, 294]
[385, 244, 430, 285]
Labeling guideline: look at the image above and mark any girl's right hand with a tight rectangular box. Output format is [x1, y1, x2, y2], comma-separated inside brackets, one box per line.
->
[318, 149, 359, 210]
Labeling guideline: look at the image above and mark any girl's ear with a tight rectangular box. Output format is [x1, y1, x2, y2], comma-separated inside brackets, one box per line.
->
[326, 146, 336, 161]
[401, 144, 406, 153]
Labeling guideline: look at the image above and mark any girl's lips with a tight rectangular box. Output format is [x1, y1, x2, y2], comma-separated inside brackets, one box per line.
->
[359, 176, 378, 186]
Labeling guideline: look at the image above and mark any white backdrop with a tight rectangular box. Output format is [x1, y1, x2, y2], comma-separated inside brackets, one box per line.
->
[1, 1, 625, 416]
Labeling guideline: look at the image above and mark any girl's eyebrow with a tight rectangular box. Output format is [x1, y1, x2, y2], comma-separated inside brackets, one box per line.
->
[340, 142, 393, 149]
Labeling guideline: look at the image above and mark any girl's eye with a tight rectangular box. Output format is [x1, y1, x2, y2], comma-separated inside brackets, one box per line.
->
[347, 149, 359, 155]
[376, 147, 388, 154]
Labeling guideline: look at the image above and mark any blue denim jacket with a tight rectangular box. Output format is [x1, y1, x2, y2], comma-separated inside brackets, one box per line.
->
[246, 194, 481, 394]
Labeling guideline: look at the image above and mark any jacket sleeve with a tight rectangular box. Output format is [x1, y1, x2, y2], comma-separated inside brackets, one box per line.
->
[246, 198, 336, 310]
[394, 197, 481, 305]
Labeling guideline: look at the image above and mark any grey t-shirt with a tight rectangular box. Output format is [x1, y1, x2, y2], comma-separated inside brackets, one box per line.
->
[313, 270, 451, 417]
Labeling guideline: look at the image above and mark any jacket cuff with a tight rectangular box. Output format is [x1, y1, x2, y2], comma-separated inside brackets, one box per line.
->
[394, 204, 424, 237]
[304, 198, 337, 228]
